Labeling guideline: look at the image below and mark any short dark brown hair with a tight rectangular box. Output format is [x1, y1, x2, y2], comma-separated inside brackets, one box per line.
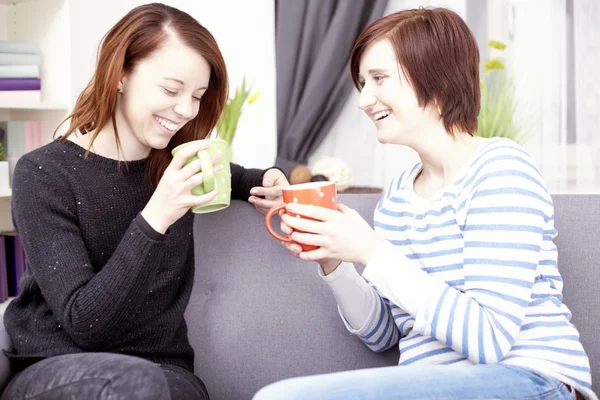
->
[350, 8, 480, 135]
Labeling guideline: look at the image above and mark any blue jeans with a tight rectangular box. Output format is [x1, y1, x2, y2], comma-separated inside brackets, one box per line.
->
[253, 364, 578, 400]
[0, 353, 208, 400]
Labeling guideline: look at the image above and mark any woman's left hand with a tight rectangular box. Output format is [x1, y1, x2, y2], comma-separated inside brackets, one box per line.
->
[281, 202, 385, 266]
[249, 168, 289, 215]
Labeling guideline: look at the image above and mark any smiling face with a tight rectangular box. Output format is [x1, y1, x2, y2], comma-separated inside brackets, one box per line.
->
[117, 33, 211, 151]
[357, 39, 438, 146]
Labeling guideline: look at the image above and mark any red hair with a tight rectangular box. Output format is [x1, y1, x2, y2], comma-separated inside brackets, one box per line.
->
[350, 8, 480, 135]
[58, 3, 228, 186]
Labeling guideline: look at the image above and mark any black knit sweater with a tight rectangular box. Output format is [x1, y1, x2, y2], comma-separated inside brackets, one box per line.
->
[3, 139, 266, 372]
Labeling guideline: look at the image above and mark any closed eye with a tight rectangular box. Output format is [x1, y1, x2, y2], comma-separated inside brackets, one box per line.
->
[163, 88, 178, 96]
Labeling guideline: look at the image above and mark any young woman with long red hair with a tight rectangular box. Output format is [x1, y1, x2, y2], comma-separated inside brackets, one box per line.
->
[1, 4, 287, 399]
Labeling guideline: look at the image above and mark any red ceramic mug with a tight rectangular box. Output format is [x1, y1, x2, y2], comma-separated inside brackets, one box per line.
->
[265, 181, 337, 251]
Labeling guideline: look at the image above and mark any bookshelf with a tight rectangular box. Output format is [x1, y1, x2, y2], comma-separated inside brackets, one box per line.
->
[0, 103, 68, 111]
[0, 0, 71, 231]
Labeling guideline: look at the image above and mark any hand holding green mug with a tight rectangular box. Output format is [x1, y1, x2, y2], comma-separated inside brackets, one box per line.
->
[171, 138, 232, 213]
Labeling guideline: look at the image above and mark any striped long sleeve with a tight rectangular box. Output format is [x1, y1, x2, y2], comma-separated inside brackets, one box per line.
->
[420, 153, 549, 363]
[343, 139, 594, 398]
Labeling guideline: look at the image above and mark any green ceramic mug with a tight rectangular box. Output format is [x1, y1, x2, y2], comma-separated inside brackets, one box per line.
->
[171, 138, 231, 213]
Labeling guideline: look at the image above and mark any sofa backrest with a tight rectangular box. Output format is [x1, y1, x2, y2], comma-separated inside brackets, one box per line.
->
[187, 193, 599, 400]
[186, 194, 397, 400]
[552, 195, 600, 395]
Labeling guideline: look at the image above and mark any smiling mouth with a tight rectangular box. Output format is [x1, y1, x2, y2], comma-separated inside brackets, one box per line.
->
[154, 116, 178, 132]
[374, 110, 392, 121]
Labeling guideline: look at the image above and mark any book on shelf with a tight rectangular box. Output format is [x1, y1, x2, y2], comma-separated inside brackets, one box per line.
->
[0, 41, 41, 55]
[1, 233, 26, 297]
[0, 236, 8, 303]
[0, 78, 41, 91]
[0, 53, 42, 66]
[0, 65, 40, 79]
[1, 41, 43, 104]
[0, 120, 43, 188]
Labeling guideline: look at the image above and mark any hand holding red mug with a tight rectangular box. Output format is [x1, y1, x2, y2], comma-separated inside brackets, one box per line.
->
[265, 181, 386, 267]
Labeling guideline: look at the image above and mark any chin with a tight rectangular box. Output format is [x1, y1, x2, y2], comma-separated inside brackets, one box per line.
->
[376, 130, 396, 145]
[147, 135, 172, 151]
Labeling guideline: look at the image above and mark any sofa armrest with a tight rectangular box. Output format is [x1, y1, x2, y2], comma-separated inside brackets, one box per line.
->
[0, 300, 12, 391]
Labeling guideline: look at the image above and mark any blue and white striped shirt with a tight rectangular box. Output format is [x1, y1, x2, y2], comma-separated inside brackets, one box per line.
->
[351, 138, 595, 399]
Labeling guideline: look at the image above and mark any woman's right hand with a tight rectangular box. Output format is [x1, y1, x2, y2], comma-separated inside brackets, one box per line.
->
[278, 211, 342, 275]
[141, 141, 222, 234]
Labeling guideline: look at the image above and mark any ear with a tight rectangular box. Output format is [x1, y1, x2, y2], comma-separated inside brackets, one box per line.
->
[117, 75, 127, 93]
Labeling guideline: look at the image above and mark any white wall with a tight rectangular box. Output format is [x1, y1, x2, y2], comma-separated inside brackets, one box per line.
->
[69, 0, 277, 168]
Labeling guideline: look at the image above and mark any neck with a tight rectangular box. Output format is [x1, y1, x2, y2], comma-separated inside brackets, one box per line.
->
[71, 109, 151, 161]
[411, 125, 485, 187]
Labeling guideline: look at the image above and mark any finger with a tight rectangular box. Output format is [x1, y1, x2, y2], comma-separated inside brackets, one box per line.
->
[183, 172, 204, 191]
[289, 231, 325, 247]
[282, 241, 302, 255]
[286, 203, 338, 221]
[188, 190, 219, 206]
[211, 151, 222, 165]
[281, 213, 323, 234]
[299, 248, 330, 262]
[337, 203, 353, 213]
[249, 186, 283, 198]
[181, 161, 223, 182]
[279, 220, 292, 235]
[179, 159, 203, 180]
[249, 197, 281, 211]
[169, 141, 210, 171]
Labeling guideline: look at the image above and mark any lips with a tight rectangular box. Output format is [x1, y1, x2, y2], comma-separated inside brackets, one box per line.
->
[154, 116, 179, 132]
[373, 109, 392, 121]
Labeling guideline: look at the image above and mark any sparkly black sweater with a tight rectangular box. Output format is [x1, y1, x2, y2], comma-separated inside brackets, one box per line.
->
[3, 139, 266, 372]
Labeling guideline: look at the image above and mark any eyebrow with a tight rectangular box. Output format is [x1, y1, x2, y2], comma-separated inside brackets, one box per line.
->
[163, 77, 208, 91]
[357, 68, 390, 79]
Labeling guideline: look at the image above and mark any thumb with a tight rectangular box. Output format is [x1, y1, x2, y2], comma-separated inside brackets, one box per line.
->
[263, 178, 274, 187]
[337, 203, 352, 213]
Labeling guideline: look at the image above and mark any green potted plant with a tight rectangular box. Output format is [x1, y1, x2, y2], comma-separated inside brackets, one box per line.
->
[215, 76, 260, 161]
[476, 40, 531, 145]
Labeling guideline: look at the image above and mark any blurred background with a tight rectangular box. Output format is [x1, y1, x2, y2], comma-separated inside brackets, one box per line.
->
[0, 0, 598, 201]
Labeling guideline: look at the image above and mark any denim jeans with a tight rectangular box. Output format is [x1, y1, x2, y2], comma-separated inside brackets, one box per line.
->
[0, 353, 208, 400]
[253, 364, 578, 400]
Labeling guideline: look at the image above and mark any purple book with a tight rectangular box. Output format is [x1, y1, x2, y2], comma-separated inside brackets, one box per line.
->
[5, 235, 26, 296]
[0, 236, 8, 302]
[0, 78, 41, 91]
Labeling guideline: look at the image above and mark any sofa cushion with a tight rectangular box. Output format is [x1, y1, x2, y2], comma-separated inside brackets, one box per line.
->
[186, 194, 397, 400]
[552, 195, 600, 396]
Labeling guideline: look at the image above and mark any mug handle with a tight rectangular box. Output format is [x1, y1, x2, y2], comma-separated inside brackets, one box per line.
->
[198, 150, 215, 193]
[265, 203, 292, 242]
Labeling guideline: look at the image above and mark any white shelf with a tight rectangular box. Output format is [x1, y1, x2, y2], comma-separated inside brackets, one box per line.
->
[0, 102, 68, 111]
[0, 188, 11, 197]
[0, 0, 37, 4]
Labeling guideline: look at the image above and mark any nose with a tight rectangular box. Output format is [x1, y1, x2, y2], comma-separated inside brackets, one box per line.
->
[358, 85, 377, 111]
[173, 96, 196, 120]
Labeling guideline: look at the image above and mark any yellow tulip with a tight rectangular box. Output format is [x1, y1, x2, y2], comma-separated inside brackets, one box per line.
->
[249, 92, 260, 104]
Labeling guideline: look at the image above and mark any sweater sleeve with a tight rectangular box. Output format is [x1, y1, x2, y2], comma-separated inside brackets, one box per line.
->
[11, 157, 170, 350]
[362, 151, 551, 364]
[319, 262, 400, 353]
[230, 163, 287, 201]
[230, 163, 265, 201]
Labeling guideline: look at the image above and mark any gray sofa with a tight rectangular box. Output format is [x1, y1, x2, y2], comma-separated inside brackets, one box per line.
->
[1, 194, 598, 399]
